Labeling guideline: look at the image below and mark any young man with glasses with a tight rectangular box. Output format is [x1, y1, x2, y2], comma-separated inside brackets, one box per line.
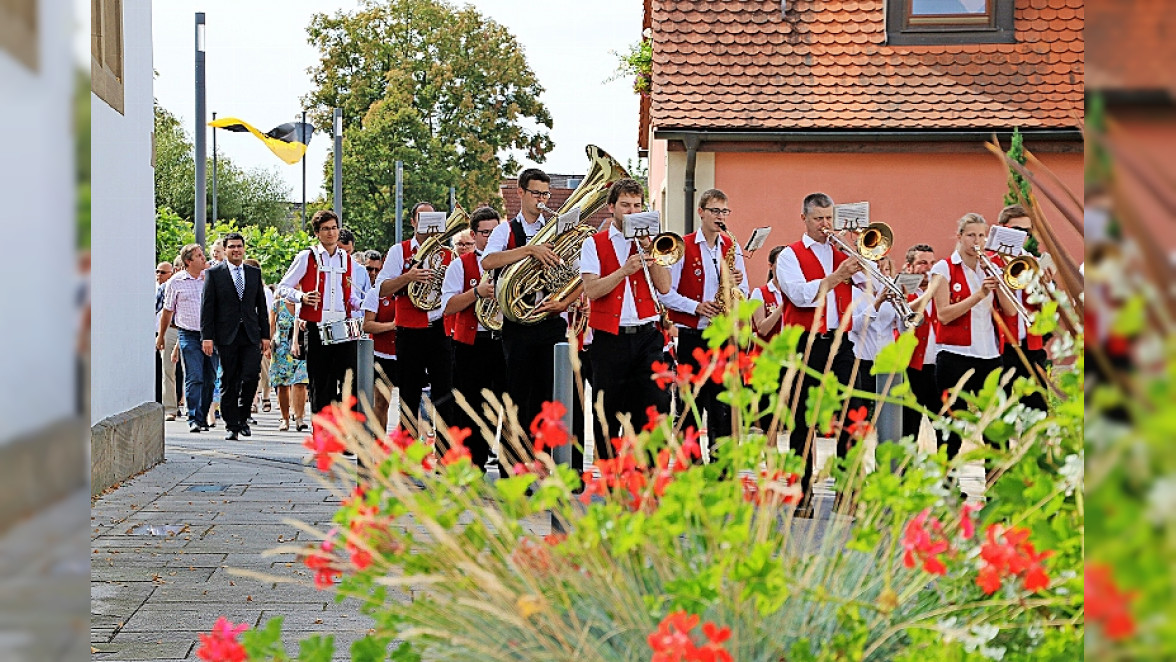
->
[658, 188, 749, 459]
[375, 202, 456, 439]
[441, 206, 505, 471]
[276, 210, 367, 421]
[480, 168, 578, 465]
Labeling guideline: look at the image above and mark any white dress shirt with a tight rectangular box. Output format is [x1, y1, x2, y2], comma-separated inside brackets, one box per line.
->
[929, 251, 1000, 359]
[276, 244, 364, 323]
[350, 255, 370, 319]
[483, 212, 547, 257]
[850, 280, 898, 361]
[580, 224, 660, 327]
[440, 252, 487, 332]
[776, 233, 863, 332]
[373, 237, 444, 324]
[660, 231, 749, 329]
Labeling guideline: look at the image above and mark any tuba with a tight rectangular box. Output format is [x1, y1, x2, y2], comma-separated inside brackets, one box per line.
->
[495, 145, 629, 325]
[406, 205, 470, 311]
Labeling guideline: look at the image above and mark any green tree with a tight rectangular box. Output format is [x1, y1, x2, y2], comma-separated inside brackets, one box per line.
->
[1003, 127, 1032, 206]
[154, 104, 293, 229]
[305, 0, 553, 250]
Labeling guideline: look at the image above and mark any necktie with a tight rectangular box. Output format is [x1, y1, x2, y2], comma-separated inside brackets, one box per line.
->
[233, 266, 244, 299]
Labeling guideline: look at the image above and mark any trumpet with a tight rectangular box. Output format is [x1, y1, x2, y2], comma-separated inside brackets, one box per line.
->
[823, 223, 921, 328]
[975, 245, 1039, 324]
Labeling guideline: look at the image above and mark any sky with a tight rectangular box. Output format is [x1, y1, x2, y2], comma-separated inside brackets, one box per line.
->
[124, 0, 643, 203]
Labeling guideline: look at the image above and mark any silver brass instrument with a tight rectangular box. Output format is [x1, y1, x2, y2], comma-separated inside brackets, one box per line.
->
[406, 206, 470, 311]
[823, 222, 921, 328]
[473, 271, 502, 331]
[495, 145, 629, 325]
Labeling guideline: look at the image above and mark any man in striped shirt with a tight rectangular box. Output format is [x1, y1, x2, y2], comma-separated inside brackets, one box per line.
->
[157, 243, 215, 433]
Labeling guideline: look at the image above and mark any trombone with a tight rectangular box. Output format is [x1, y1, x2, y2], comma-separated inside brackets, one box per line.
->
[975, 245, 1039, 324]
[823, 223, 921, 328]
[631, 226, 684, 322]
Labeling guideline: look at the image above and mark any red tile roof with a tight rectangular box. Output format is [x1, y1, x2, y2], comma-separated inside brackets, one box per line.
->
[1086, 0, 1176, 95]
[650, 0, 1083, 131]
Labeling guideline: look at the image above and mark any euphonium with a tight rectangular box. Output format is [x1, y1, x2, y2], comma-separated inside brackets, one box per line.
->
[495, 145, 629, 325]
[406, 205, 470, 311]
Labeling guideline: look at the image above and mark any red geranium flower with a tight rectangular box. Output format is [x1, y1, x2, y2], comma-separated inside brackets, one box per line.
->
[648, 611, 733, 662]
[643, 405, 665, 432]
[902, 509, 950, 576]
[1085, 563, 1137, 641]
[959, 502, 981, 540]
[439, 426, 473, 466]
[196, 616, 248, 662]
[531, 401, 570, 452]
[976, 524, 1052, 594]
[845, 405, 874, 438]
[304, 534, 341, 589]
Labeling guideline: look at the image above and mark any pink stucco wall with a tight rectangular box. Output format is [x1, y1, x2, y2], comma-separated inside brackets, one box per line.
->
[710, 150, 1085, 287]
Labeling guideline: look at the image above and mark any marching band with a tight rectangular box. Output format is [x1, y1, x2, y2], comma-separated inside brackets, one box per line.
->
[277, 154, 1058, 489]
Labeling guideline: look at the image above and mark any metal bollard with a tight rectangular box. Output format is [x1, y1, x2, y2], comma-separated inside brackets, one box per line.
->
[355, 337, 374, 420]
[552, 342, 574, 468]
[874, 369, 904, 471]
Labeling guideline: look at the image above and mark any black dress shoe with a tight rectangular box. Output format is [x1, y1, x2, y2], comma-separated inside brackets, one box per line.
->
[240, 426, 252, 437]
[189, 422, 203, 433]
[225, 430, 239, 441]
[200, 424, 210, 432]
[247, 417, 258, 425]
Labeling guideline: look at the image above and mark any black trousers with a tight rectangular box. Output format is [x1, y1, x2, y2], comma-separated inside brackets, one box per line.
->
[904, 364, 938, 441]
[676, 327, 732, 460]
[375, 356, 398, 390]
[397, 321, 454, 438]
[306, 322, 357, 418]
[936, 351, 1004, 459]
[570, 348, 593, 476]
[501, 317, 568, 464]
[790, 333, 857, 499]
[217, 323, 262, 433]
[589, 324, 670, 461]
[451, 333, 506, 470]
[1002, 342, 1048, 411]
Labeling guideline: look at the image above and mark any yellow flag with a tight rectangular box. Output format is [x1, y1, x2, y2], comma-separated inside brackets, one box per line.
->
[208, 117, 313, 165]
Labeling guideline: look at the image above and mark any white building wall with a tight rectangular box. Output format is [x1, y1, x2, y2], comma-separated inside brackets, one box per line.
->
[90, 0, 155, 425]
[0, 0, 76, 444]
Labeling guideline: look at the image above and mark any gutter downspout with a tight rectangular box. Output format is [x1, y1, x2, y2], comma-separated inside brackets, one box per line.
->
[683, 134, 700, 234]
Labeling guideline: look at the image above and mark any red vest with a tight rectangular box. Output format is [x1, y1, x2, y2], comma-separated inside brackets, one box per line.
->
[298, 249, 353, 323]
[935, 260, 984, 347]
[394, 240, 451, 329]
[755, 285, 788, 341]
[587, 231, 658, 335]
[452, 252, 482, 345]
[908, 292, 933, 370]
[989, 254, 1044, 352]
[668, 231, 734, 329]
[370, 295, 397, 357]
[781, 240, 853, 332]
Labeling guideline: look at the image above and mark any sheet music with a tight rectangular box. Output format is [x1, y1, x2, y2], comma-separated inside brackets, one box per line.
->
[895, 273, 923, 295]
[833, 202, 869, 230]
[985, 225, 1027, 256]
[417, 211, 447, 234]
[555, 206, 582, 235]
[623, 211, 661, 239]
[744, 226, 771, 252]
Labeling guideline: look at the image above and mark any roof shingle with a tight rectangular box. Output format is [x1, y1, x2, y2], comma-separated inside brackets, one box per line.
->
[650, 0, 1083, 131]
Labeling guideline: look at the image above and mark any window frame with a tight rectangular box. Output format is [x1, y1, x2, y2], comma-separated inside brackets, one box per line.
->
[0, 0, 38, 71]
[887, 0, 1015, 45]
[91, 0, 125, 114]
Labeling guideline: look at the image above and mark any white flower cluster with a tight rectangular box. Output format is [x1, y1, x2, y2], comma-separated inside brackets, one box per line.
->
[935, 619, 1007, 660]
[1057, 453, 1083, 497]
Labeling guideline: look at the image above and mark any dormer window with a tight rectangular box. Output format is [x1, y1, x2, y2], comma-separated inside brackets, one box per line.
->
[888, 0, 1015, 45]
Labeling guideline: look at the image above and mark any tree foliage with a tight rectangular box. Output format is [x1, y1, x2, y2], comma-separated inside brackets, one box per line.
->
[304, 0, 553, 250]
[154, 104, 293, 230]
[156, 206, 313, 285]
[1003, 127, 1032, 206]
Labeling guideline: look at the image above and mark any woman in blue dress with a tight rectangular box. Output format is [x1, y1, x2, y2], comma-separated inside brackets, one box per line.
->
[268, 296, 310, 431]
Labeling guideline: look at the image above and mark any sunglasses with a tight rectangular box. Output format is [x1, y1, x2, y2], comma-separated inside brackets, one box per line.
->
[156, 270, 171, 274]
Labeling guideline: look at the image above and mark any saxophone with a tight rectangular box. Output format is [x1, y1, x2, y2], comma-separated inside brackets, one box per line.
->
[495, 145, 629, 325]
[714, 222, 744, 315]
[406, 205, 470, 311]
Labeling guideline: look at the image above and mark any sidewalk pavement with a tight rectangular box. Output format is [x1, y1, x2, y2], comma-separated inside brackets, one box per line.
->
[0, 489, 89, 662]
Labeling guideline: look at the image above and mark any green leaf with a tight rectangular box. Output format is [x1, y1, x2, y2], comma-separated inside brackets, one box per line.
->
[297, 634, 335, 662]
[240, 616, 287, 660]
[351, 635, 393, 662]
[872, 330, 918, 374]
[1029, 300, 1059, 336]
[495, 474, 536, 503]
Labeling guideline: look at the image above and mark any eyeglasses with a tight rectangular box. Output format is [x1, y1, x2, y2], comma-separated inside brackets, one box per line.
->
[474, 229, 494, 236]
[365, 266, 381, 273]
[524, 188, 552, 199]
[455, 242, 475, 247]
[155, 270, 171, 275]
[704, 208, 732, 216]
[318, 225, 340, 232]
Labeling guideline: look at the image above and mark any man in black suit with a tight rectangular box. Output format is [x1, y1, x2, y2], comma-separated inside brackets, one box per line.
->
[201, 232, 271, 440]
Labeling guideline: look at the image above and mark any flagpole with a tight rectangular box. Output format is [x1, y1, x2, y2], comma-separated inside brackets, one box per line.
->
[301, 110, 308, 229]
[394, 160, 403, 245]
[211, 111, 218, 224]
[333, 108, 343, 220]
[194, 12, 207, 247]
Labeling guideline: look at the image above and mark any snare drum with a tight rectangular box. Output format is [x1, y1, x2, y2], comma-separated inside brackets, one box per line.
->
[317, 318, 366, 345]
